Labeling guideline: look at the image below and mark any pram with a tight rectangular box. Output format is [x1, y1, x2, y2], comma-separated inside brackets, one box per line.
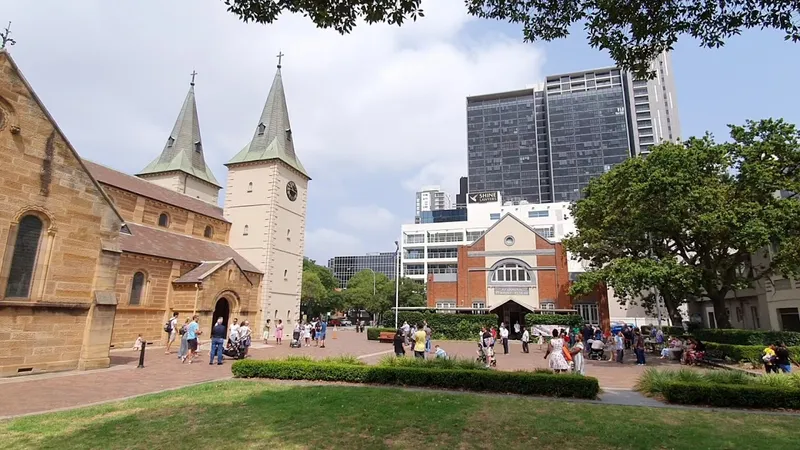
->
[290, 329, 302, 348]
[588, 338, 605, 360]
[223, 337, 246, 360]
[476, 343, 497, 368]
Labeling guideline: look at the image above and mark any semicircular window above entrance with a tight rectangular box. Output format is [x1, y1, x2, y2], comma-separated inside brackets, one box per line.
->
[490, 263, 532, 283]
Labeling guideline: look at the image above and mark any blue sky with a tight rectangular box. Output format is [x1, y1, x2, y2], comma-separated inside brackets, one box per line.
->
[3, 1, 798, 265]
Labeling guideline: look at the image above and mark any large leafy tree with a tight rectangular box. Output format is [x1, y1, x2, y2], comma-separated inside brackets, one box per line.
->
[565, 119, 800, 329]
[343, 269, 393, 322]
[397, 277, 426, 308]
[222, 0, 800, 78]
[300, 258, 341, 317]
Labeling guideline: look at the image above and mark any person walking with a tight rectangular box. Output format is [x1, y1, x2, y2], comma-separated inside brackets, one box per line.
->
[262, 319, 271, 344]
[318, 317, 328, 349]
[239, 320, 252, 357]
[521, 326, 530, 353]
[165, 312, 179, 354]
[614, 331, 625, 364]
[177, 318, 190, 360]
[423, 321, 433, 354]
[500, 323, 509, 354]
[182, 315, 201, 364]
[544, 329, 570, 373]
[275, 319, 284, 345]
[633, 328, 646, 366]
[210, 317, 226, 365]
[393, 329, 405, 357]
[413, 324, 427, 359]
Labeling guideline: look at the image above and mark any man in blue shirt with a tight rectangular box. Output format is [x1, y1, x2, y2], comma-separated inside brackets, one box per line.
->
[318, 318, 328, 348]
[182, 315, 202, 364]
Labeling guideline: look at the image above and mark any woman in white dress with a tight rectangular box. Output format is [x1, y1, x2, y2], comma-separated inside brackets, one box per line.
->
[570, 334, 586, 375]
[303, 322, 312, 347]
[544, 328, 570, 373]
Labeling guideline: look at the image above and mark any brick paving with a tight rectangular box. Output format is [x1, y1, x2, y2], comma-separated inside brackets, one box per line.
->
[0, 329, 699, 418]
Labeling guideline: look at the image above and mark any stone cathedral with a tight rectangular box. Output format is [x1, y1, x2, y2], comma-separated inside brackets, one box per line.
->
[0, 49, 309, 376]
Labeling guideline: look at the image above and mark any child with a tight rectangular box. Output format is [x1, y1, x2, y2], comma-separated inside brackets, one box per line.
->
[132, 334, 143, 351]
[434, 344, 448, 359]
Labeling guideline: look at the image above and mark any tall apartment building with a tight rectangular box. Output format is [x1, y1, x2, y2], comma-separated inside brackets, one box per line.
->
[467, 52, 680, 204]
[327, 252, 398, 289]
[455, 176, 469, 209]
[415, 185, 453, 223]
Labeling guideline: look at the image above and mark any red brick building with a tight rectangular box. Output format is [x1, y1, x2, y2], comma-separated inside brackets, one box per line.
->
[426, 214, 609, 330]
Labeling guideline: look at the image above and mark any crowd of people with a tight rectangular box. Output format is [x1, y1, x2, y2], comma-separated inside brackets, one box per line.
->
[392, 321, 448, 359]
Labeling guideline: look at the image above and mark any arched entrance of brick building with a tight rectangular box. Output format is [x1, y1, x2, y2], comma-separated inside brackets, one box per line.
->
[212, 297, 230, 333]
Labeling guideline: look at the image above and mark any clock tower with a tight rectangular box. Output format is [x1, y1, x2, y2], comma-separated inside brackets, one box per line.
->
[224, 58, 310, 329]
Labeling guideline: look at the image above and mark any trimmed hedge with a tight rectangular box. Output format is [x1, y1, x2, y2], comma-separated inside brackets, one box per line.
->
[662, 381, 800, 409]
[367, 327, 397, 341]
[704, 342, 800, 364]
[524, 313, 584, 328]
[231, 359, 600, 399]
[383, 312, 498, 340]
[690, 329, 800, 347]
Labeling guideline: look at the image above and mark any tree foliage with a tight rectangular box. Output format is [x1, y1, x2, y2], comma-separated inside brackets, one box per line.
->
[222, 0, 800, 78]
[397, 277, 426, 308]
[565, 119, 800, 328]
[300, 258, 341, 317]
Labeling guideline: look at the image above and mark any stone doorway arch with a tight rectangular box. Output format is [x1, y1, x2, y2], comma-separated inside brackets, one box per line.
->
[212, 297, 231, 332]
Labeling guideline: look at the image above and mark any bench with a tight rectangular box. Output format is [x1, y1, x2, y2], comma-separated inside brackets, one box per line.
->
[379, 332, 395, 343]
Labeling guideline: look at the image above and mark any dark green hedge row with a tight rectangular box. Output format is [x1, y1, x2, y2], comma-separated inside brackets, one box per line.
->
[704, 342, 800, 364]
[524, 313, 584, 328]
[662, 381, 800, 409]
[382, 312, 499, 340]
[367, 327, 397, 341]
[231, 359, 600, 399]
[692, 329, 800, 346]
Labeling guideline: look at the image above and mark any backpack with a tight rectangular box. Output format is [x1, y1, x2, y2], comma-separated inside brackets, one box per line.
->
[179, 324, 187, 336]
[164, 320, 173, 333]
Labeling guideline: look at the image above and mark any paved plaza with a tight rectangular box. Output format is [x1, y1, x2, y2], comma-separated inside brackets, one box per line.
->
[0, 329, 692, 418]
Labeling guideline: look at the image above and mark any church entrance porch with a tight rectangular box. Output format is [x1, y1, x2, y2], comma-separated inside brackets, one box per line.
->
[490, 300, 534, 339]
[212, 298, 230, 332]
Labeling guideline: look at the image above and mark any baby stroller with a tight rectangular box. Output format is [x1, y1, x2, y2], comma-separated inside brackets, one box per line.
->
[588, 338, 605, 360]
[223, 337, 246, 360]
[476, 343, 497, 368]
[290, 329, 302, 348]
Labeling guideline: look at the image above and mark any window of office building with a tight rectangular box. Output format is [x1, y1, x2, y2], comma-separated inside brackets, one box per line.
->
[404, 234, 425, 244]
[427, 247, 458, 259]
[533, 226, 555, 238]
[472, 301, 485, 314]
[436, 301, 456, 313]
[466, 230, 484, 242]
[575, 303, 599, 325]
[427, 232, 464, 243]
[528, 210, 549, 218]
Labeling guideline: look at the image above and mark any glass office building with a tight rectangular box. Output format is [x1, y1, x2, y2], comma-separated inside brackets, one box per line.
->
[327, 252, 398, 289]
[467, 53, 680, 203]
[418, 208, 468, 224]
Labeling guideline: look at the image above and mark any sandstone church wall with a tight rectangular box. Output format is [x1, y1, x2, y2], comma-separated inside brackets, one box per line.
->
[0, 52, 122, 376]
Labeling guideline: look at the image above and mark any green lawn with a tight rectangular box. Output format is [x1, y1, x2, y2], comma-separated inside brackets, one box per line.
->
[2, 380, 800, 450]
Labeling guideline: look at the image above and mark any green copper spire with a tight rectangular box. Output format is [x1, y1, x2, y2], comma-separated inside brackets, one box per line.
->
[226, 61, 310, 179]
[138, 75, 221, 187]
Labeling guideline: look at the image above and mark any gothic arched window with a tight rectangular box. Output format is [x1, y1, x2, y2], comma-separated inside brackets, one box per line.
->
[204, 225, 214, 239]
[129, 271, 146, 305]
[5, 215, 44, 298]
[158, 213, 169, 228]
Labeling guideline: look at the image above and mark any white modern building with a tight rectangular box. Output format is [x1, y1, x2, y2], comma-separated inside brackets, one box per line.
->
[415, 185, 453, 223]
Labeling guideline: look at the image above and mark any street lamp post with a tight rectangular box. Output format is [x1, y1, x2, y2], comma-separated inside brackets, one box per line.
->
[394, 240, 400, 329]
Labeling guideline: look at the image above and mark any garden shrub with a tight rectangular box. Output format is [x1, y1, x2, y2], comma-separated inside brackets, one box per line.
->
[690, 329, 800, 346]
[704, 342, 800, 364]
[524, 313, 583, 328]
[383, 313, 498, 340]
[231, 359, 600, 399]
[366, 327, 397, 341]
[378, 355, 487, 371]
[662, 381, 800, 409]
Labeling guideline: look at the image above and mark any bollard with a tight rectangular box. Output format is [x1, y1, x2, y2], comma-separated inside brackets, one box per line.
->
[137, 341, 150, 368]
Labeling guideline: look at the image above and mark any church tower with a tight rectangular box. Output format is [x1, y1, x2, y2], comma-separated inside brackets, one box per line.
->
[137, 74, 222, 204]
[224, 56, 310, 328]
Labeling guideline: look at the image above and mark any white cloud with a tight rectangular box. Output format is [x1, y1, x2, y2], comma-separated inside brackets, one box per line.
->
[305, 228, 364, 261]
[336, 206, 396, 231]
[2, 0, 547, 261]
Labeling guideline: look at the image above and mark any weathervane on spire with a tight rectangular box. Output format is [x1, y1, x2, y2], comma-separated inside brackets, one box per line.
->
[276, 51, 284, 69]
[190, 70, 198, 86]
[1, 22, 16, 49]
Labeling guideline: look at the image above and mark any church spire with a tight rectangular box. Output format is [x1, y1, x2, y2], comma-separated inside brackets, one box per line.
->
[226, 54, 310, 179]
[138, 73, 221, 188]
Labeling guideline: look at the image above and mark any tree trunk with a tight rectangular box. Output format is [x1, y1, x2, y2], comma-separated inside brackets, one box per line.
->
[710, 293, 733, 328]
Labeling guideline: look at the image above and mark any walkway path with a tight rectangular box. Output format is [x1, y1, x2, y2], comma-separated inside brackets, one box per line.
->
[0, 330, 703, 419]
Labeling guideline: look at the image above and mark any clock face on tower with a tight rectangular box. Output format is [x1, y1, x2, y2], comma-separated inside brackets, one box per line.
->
[286, 181, 298, 202]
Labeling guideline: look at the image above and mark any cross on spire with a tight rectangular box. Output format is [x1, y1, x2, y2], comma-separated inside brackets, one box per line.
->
[190, 70, 198, 86]
[1, 21, 16, 49]
[276, 51, 284, 69]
